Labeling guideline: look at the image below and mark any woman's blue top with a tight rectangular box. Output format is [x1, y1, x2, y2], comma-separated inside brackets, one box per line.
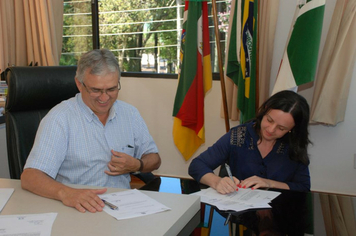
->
[188, 122, 310, 192]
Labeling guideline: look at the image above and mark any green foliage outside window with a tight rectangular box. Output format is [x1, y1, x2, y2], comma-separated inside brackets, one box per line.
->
[61, 0, 230, 74]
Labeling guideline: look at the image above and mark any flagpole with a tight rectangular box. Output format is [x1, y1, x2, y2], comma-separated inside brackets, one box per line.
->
[255, 0, 260, 110]
[211, 0, 230, 132]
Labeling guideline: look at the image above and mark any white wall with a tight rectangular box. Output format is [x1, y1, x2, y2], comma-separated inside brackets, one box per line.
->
[119, 0, 356, 195]
[118, 78, 239, 179]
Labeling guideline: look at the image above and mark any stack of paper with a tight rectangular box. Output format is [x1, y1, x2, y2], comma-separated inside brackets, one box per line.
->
[0, 213, 57, 235]
[0, 81, 7, 96]
[0, 188, 57, 235]
[193, 187, 280, 212]
[101, 189, 171, 220]
[0, 188, 14, 212]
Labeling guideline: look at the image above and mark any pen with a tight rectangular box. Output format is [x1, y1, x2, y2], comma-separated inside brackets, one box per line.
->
[225, 163, 235, 186]
[101, 199, 119, 210]
[224, 212, 232, 226]
[224, 163, 235, 226]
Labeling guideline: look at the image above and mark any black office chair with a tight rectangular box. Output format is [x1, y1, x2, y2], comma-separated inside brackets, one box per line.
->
[5, 66, 78, 179]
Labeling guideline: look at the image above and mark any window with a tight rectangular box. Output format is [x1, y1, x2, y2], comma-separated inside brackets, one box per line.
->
[62, 0, 93, 65]
[61, 0, 230, 76]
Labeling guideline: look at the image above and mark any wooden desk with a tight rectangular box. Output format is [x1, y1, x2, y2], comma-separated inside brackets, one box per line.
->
[0, 178, 200, 236]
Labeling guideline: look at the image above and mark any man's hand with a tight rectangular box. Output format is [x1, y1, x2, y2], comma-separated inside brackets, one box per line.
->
[105, 150, 140, 175]
[59, 188, 107, 213]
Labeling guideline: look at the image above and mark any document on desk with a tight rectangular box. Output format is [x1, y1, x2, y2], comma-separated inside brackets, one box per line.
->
[193, 187, 281, 212]
[0, 188, 14, 212]
[0, 212, 57, 236]
[101, 189, 171, 220]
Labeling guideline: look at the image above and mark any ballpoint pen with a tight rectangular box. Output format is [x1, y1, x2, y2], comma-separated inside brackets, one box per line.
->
[101, 199, 119, 210]
[225, 163, 234, 184]
[224, 163, 235, 226]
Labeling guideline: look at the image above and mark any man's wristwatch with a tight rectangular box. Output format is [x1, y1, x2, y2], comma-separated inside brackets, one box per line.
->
[132, 159, 144, 174]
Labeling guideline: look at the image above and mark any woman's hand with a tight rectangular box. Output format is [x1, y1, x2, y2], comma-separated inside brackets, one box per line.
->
[199, 173, 240, 194]
[239, 175, 270, 190]
[215, 176, 240, 194]
[239, 176, 290, 190]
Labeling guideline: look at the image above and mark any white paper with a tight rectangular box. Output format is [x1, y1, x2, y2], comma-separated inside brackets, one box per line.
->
[0, 188, 14, 212]
[0, 212, 57, 236]
[193, 187, 281, 212]
[101, 189, 171, 220]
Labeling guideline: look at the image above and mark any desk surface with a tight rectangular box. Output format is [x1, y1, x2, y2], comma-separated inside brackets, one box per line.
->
[0, 178, 200, 236]
[2, 176, 355, 236]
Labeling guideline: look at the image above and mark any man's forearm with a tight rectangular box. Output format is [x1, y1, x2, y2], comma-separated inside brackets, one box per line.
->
[21, 168, 107, 213]
[21, 168, 69, 201]
[140, 153, 161, 172]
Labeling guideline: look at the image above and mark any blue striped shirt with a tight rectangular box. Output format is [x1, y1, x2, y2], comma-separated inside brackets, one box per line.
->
[24, 93, 158, 189]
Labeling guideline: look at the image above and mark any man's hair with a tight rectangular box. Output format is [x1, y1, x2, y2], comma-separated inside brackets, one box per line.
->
[76, 49, 121, 83]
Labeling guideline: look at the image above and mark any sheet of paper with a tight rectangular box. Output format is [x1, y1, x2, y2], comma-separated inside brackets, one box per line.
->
[0, 212, 57, 236]
[101, 189, 171, 220]
[0, 188, 14, 212]
[193, 187, 280, 212]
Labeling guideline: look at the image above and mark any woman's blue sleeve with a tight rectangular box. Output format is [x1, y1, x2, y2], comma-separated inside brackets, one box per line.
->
[188, 131, 232, 182]
[286, 163, 311, 192]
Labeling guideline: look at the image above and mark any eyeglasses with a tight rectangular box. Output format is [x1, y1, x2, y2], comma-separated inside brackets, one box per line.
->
[82, 81, 121, 97]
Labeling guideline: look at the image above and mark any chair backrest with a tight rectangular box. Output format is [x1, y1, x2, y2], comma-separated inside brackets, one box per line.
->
[5, 66, 78, 179]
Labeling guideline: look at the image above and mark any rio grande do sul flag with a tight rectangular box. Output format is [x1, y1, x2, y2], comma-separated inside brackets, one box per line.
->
[172, 1, 212, 161]
[272, 0, 325, 95]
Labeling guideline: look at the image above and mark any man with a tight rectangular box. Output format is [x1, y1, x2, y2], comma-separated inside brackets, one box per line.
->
[21, 49, 161, 213]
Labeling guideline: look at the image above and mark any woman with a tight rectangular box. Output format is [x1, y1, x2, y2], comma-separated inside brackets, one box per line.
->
[189, 90, 311, 194]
